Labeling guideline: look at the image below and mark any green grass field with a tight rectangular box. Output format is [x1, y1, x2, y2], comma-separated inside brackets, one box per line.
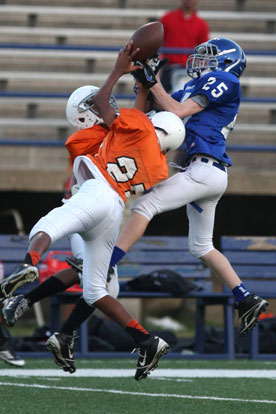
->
[0, 358, 276, 414]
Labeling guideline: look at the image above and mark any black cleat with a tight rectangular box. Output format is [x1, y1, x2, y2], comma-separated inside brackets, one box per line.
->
[0, 264, 38, 302]
[236, 294, 268, 336]
[0, 341, 25, 367]
[65, 256, 83, 274]
[46, 331, 77, 374]
[134, 336, 169, 381]
[2, 294, 30, 327]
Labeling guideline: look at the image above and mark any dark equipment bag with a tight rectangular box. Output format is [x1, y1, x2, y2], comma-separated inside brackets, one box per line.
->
[125, 268, 200, 296]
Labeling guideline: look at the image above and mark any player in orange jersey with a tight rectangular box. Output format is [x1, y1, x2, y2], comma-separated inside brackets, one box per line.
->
[2, 85, 121, 358]
[1, 41, 185, 380]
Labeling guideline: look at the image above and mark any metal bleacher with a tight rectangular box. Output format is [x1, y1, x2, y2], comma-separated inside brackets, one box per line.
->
[0, 0, 275, 359]
[0, 0, 275, 194]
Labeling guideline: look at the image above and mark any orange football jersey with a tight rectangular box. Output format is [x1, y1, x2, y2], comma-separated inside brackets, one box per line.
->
[88, 108, 168, 203]
[65, 124, 108, 165]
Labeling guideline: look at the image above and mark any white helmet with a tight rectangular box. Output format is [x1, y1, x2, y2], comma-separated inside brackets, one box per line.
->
[149, 111, 185, 153]
[66, 85, 119, 129]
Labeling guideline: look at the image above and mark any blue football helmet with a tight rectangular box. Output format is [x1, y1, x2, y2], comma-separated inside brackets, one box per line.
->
[186, 37, 246, 79]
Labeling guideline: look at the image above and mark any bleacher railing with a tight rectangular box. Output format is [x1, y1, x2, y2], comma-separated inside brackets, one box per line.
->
[0, 44, 275, 153]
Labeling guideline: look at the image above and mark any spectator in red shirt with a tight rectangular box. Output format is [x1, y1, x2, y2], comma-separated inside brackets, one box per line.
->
[160, 0, 209, 92]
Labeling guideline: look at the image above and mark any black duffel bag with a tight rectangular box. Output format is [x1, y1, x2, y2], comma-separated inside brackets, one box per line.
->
[125, 268, 200, 296]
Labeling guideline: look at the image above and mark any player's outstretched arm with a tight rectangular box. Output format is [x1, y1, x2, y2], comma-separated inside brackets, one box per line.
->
[93, 41, 142, 126]
[150, 82, 203, 119]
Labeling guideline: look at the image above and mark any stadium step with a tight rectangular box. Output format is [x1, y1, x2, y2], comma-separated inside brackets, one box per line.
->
[0, 27, 275, 50]
[0, 48, 275, 78]
[0, 6, 276, 32]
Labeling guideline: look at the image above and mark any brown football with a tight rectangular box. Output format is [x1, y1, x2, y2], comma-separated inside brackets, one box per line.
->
[130, 21, 164, 61]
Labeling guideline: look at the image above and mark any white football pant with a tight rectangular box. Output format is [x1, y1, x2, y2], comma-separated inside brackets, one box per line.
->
[30, 179, 123, 304]
[131, 156, 228, 258]
[68, 232, 120, 299]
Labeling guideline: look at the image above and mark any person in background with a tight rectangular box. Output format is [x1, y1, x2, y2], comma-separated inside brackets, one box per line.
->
[0, 318, 25, 367]
[160, 0, 209, 92]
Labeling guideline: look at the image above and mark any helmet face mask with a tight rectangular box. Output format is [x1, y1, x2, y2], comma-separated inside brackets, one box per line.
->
[186, 45, 218, 79]
[186, 37, 246, 79]
[66, 85, 119, 130]
[78, 92, 101, 115]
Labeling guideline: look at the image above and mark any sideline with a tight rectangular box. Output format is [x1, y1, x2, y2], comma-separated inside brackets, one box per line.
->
[0, 368, 276, 378]
[0, 381, 275, 405]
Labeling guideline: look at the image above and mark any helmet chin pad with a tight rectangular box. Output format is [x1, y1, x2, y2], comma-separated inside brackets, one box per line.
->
[75, 109, 104, 130]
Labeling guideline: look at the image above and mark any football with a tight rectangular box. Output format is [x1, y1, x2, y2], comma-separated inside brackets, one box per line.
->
[130, 21, 164, 61]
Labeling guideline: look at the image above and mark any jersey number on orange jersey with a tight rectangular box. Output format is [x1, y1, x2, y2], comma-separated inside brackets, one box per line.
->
[107, 156, 145, 195]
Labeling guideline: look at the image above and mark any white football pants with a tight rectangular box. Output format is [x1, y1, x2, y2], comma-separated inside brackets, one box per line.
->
[30, 179, 124, 304]
[68, 232, 120, 299]
[131, 156, 228, 258]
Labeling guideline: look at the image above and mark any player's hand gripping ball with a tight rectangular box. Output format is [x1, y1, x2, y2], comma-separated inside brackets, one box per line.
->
[132, 62, 157, 88]
[132, 54, 168, 93]
[130, 21, 164, 62]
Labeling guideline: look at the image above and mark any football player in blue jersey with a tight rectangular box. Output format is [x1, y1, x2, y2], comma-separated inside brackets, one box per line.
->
[108, 37, 268, 337]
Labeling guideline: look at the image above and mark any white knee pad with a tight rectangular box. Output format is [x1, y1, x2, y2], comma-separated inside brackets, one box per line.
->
[29, 216, 57, 243]
[83, 274, 119, 305]
[131, 191, 160, 221]
[83, 269, 119, 305]
[83, 285, 106, 305]
[188, 239, 214, 259]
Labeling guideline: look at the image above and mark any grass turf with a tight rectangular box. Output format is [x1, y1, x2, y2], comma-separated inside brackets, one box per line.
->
[0, 358, 276, 413]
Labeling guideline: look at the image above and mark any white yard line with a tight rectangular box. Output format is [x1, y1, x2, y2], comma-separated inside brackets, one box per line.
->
[0, 368, 276, 378]
[0, 381, 275, 405]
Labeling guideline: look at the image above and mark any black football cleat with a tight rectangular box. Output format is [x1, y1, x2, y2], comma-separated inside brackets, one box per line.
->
[65, 256, 83, 274]
[236, 294, 268, 336]
[134, 336, 169, 381]
[0, 341, 25, 367]
[2, 294, 30, 327]
[46, 331, 77, 374]
[0, 264, 38, 302]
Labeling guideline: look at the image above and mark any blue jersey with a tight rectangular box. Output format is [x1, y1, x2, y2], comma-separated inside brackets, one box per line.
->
[172, 71, 241, 166]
